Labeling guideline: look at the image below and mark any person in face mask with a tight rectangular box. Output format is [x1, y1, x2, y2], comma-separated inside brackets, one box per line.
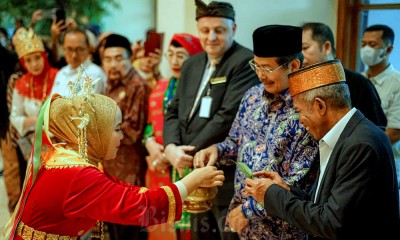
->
[361, 24, 395, 77]
[361, 24, 400, 203]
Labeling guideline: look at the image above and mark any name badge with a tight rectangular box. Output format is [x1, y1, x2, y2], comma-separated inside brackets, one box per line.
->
[199, 96, 213, 118]
[210, 76, 227, 84]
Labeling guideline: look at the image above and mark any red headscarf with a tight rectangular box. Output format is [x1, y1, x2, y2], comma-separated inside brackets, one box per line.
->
[169, 33, 203, 56]
[14, 51, 58, 101]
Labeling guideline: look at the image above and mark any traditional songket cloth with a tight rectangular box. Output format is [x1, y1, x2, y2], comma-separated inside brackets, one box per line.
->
[144, 75, 179, 188]
[144, 78, 171, 189]
[2, 92, 182, 240]
[215, 25, 319, 239]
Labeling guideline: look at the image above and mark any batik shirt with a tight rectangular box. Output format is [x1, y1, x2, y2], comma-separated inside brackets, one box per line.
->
[216, 84, 318, 239]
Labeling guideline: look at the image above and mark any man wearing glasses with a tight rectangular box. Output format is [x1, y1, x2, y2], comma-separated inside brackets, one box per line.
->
[51, 29, 107, 96]
[194, 25, 319, 239]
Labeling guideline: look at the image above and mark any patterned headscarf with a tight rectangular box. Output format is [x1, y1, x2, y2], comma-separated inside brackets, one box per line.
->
[49, 94, 117, 163]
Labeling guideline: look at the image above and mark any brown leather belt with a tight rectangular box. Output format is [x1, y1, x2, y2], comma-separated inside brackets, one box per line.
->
[17, 221, 78, 240]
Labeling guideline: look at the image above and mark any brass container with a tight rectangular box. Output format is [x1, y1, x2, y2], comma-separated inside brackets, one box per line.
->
[183, 186, 218, 213]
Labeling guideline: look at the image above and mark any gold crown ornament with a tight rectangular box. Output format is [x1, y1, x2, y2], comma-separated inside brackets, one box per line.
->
[288, 59, 346, 97]
[13, 27, 45, 58]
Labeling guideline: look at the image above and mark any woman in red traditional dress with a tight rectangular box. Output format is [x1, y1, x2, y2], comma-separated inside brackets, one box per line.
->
[2, 73, 224, 239]
[144, 33, 203, 240]
[3, 27, 58, 214]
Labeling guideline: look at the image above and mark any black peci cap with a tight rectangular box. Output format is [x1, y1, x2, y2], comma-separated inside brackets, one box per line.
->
[253, 25, 302, 57]
[103, 34, 132, 56]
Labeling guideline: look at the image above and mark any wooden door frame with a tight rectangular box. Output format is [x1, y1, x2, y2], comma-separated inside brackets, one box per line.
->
[336, 0, 400, 71]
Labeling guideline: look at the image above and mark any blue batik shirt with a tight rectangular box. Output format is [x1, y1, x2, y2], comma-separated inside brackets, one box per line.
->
[216, 84, 318, 239]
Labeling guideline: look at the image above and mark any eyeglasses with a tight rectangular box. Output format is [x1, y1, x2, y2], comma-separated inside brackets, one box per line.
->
[63, 47, 88, 55]
[248, 59, 287, 75]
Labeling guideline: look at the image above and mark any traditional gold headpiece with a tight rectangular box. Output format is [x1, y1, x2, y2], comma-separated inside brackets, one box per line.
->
[67, 66, 99, 161]
[288, 59, 346, 97]
[13, 27, 45, 58]
[46, 65, 102, 162]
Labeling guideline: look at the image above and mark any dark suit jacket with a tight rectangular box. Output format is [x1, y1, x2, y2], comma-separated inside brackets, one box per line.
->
[164, 41, 259, 206]
[264, 110, 400, 239]
[344, 68, 387, 129]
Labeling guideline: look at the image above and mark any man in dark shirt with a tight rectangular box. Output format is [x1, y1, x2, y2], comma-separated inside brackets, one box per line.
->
[301, 22, 386, 129]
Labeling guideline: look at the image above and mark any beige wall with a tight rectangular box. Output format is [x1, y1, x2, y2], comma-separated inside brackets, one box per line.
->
[102, 0, 156, 43]
[156, 0, 338, 77]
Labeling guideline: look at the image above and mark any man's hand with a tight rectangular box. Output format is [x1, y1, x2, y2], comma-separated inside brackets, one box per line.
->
[244, 178, 271, 203]
[244, 170, 289, 203]
[148, 49, 161, 68]
[65, 18, 77, 29]
[51, 18, 67, 40]
[145, 140, 169, 172]
[145, 154, 169, 172]
[131, 40, 144, 62]
[386, 128, 400, 144]
[30, 9, 43, 28]
[226, 205, 248, 234]
[164, 144, 195, 177]
[193, 145, 219, 168]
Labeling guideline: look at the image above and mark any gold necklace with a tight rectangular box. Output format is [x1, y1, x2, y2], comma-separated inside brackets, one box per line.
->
[30, 72, 49, 102]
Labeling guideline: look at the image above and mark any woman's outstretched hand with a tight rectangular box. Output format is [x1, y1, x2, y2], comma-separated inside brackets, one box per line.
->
[180, 166, 224, 195]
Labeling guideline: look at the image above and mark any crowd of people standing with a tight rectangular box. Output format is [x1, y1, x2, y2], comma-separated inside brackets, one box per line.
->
[1, 0, 399, 240]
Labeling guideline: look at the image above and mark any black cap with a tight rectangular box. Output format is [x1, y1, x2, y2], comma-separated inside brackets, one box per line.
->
[253, 25, 302, 57]
[195, 0, 235, 21]
[103, 34, 132, 56]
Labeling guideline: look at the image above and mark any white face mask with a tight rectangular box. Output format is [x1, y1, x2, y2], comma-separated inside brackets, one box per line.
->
[360, 45, 386, 67]
[0, 37, 7, 47]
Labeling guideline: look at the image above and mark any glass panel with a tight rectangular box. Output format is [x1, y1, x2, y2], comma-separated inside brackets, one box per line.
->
[357, 9, 400, 72]
[361, 0, 400, 4]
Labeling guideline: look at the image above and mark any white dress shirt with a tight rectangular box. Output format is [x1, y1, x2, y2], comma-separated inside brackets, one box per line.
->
[51, 58, 107, 97]
[189, 59, 219, 120]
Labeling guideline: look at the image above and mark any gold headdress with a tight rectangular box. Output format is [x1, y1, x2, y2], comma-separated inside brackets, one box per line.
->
[13, 27, 45, 58]
[2, 66, 114, 240]
[288, 59, 346, 97]
[47, 66, 115, 163]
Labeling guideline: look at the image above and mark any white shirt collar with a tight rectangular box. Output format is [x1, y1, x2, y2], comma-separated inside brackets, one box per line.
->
[370, 64, 395, 85]
[320, 108, 357, 149]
